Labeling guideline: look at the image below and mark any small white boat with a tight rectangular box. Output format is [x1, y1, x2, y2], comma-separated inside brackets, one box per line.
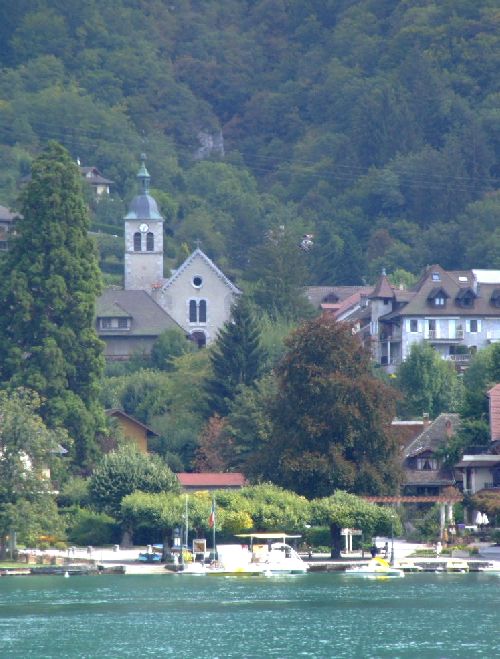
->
[345, 557, 404, 578]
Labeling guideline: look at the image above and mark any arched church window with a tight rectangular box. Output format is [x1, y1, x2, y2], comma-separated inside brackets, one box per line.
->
[199, 300, 207, 323]
[146, 232, 154, 251]
[133, 232, 141, 251]
[189, 299, 197, 323]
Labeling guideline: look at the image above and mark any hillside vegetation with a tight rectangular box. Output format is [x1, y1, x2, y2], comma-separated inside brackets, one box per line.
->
[0, 0, 499, 285]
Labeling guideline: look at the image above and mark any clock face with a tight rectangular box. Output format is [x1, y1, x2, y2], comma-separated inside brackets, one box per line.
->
[139, 223, 149, 233]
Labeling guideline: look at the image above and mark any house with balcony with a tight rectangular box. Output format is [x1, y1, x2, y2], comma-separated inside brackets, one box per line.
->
[366, 265, 500, 372]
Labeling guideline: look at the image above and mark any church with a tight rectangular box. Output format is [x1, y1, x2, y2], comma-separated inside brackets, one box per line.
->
[96, 158, 240, 358]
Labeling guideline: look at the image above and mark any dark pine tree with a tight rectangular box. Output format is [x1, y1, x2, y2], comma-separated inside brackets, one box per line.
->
[205, 298, 266, 417]
[0, 141, 105, 469]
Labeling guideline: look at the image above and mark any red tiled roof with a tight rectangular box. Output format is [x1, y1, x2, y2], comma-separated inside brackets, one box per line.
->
[177, 473, 247, 487]
[488, 384, 500, 442]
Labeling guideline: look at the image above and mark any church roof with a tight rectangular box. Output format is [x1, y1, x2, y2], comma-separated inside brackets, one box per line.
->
[163, 248, 241, 294]
[124, 194, 163, 221]
[96, 289, 182, 336]
[124, 156, 164, 221]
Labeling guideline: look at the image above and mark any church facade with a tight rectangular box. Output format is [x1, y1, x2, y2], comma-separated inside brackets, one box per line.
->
[96, 158, 240, 357]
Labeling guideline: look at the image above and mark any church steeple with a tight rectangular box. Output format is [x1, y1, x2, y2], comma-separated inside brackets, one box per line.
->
[124, 155, 164, 291]
[137, 153, 151, 194]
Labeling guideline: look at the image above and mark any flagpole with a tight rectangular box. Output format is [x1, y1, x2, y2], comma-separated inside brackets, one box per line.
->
[185, 494, 189, 551]
[212, 497, 216, 559]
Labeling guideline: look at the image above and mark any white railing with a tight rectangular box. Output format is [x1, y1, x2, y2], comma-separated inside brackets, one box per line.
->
[447, 354, 470, 363]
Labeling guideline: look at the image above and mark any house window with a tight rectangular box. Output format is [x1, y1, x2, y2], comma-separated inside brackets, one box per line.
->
[146, 232, 154, 251]
[189, 299, 207, 323]
[189, 300, 197, 323]
[410, 319, 418, 333]
[469, 319, 478, 333]
[199, 299, 207, 323]
[117, 318, 129, 329]
[0, 240, 8, 250]
[133, 232, 141, 251]
[101, 318, 112, 329]
[417, 457, 438, 470]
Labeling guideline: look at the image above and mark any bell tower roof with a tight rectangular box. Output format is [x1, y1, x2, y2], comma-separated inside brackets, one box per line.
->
[124, 154, 164, 221]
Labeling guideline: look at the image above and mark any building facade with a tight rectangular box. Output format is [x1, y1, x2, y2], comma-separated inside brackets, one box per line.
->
[309, 265, 500, 373]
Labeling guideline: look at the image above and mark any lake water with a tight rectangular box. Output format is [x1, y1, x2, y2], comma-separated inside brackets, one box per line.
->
[0, 573, 498, 658]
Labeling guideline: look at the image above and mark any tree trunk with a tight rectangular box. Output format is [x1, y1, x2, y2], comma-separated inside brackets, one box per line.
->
[330, 523, 343, 559]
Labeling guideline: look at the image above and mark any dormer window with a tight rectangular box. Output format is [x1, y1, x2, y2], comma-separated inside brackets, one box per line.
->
[455, 288, 476, 308]
[431, 272, 441, 281]
[427, 287, 449, 308]
[417, 457, 438, 471]
[491, 289, 500, 308]
[322, 292, 339, 303]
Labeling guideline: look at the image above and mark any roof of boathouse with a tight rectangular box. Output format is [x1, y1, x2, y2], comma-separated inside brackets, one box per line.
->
[177, 472, 247, 490]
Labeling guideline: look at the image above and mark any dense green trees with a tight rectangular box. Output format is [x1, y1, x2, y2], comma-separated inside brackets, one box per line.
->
[0, 142, 105, 468]
[88, 445, 179, 519]
[0, 389, 67, 554]
[0, 1, 498, 284]
[396, 343, 464, 419]
[261, 316, 401, 498]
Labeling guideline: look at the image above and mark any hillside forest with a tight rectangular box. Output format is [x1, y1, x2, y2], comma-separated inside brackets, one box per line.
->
[0, 0, 499, 288]
[1, 2, 500, 548]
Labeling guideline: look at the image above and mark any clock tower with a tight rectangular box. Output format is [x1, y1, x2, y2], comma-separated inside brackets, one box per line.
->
[124, 155, 164, 291]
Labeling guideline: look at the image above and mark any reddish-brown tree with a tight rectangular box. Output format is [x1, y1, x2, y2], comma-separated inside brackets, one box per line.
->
[264, 316, 401, 498]
[194, 415, 233, 472]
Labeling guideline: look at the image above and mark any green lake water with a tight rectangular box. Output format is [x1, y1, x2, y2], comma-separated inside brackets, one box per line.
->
[0, 573, 498, 658]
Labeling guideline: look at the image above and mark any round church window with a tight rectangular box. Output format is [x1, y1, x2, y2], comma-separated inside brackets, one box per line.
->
[192, 275, 203, 288]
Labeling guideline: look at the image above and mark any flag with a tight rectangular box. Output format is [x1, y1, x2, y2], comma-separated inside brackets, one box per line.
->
[208, 500, 215, 528]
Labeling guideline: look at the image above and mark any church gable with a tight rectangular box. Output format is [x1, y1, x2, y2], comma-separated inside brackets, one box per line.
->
[159, 249, 240, 344]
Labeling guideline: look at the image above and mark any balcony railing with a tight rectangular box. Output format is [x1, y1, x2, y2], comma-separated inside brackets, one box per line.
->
[428, 330, 464, 340]
[447, 354, 470, 363]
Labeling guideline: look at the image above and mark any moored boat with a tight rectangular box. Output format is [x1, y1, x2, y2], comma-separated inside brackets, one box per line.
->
[344, 557, 404, 578]
[181, 533, 308, 576]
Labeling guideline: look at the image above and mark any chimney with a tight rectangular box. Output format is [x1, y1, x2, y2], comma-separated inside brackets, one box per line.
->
[422, 413, 430, 429]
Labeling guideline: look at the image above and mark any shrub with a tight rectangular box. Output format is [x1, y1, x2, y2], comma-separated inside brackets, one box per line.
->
[66, 507, 120, 546]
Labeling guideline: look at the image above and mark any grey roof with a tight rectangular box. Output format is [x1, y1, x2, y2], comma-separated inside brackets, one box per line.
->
[305, 285, 372, 308]
[96, 289, 181, 336]
[80, 167, 114, 185]
[124, 194, 164, 221]
[402, 413, 460, 488]
[404, 413, 461, 459]
[163, 248, 241, 294]
[0, 205, 20, 221]
[385, 265, 500, 319]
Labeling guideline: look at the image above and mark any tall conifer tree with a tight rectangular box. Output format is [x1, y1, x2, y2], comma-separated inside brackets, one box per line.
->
[205, 298, 266, 417]
[0, 141, 105, 468]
